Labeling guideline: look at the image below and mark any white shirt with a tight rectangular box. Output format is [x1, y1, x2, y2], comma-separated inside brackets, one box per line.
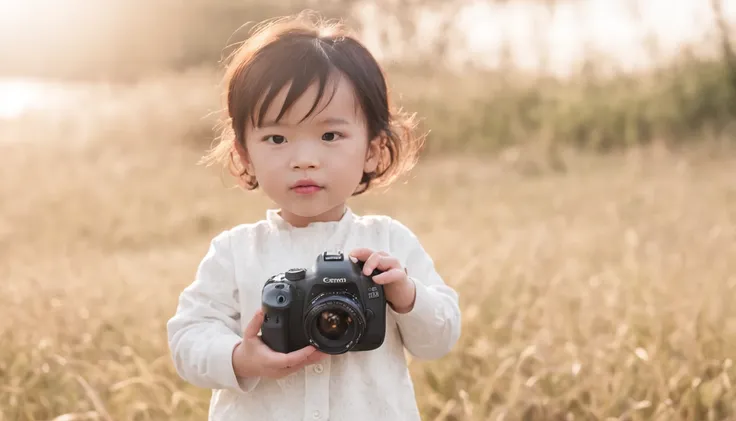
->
[166, 208, 462, 421]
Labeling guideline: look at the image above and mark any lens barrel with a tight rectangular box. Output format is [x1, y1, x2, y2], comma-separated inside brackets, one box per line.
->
[303, 293, 366, 354]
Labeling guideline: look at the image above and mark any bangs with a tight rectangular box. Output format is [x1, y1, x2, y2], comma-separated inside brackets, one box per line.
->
[206, 13, 424, 196]
[229, 38, 342, 131]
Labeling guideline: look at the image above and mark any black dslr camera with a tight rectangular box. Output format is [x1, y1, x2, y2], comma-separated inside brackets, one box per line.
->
[260, 251, 387, 355]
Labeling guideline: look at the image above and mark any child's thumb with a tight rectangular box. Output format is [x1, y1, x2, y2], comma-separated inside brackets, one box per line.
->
[243, 309, 265, 339]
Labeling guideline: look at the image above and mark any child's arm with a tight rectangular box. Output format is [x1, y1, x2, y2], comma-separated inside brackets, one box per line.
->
[166, 231, 258, 393]
[386, 219, 462, 360]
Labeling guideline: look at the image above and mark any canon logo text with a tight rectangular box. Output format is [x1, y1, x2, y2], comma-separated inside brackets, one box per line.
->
[322, 277, 348, 284]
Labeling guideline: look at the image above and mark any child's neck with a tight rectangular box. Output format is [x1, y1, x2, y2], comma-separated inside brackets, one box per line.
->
[277, 204, 347, 228]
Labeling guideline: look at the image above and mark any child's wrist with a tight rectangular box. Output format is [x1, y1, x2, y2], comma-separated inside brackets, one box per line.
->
[231, 342, 252, 378]
[388, 277, 416, 314]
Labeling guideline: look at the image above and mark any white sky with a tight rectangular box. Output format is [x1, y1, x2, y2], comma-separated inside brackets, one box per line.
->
[360, 0, 736, 77]
[2, 0, 736, 118]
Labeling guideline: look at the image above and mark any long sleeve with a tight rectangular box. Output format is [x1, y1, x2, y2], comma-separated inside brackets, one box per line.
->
[387, 219, 462, 360]
[166, 230, 260, 393]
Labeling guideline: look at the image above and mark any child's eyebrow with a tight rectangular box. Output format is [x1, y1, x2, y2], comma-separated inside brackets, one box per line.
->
[316, 117, 350, 125]
[257, 117, 351, 129]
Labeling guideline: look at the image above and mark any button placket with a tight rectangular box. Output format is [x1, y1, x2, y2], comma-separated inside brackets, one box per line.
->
[303, 358, 330, 421]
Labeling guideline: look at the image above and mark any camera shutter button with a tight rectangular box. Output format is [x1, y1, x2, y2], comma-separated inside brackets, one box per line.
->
[285, 268, 306, 281]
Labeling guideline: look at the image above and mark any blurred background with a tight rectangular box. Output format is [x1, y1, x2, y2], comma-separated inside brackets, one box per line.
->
[1, 1, 735, 420]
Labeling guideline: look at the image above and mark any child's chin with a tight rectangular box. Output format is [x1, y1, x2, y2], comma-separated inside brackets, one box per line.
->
[282, 202, 345, 219]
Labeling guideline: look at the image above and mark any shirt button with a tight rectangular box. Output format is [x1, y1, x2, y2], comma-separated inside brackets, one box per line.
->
[312, 410, 320, 419]
[313, 364, 323, 374]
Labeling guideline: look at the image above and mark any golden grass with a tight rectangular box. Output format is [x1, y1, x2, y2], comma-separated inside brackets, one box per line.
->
[1, 73, 736, 421]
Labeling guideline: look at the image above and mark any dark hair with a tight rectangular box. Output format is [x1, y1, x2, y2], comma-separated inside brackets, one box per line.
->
[202, 11, 425, 195]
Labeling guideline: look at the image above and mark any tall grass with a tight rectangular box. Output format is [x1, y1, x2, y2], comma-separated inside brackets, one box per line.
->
[385, 55, 736, 154]
[1, 129, 735, 420]
[9, 52, 730, 158]
[1, 4, 736, 419]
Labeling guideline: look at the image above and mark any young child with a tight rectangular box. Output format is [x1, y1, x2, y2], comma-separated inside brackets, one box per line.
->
[167, 12, 461, 421]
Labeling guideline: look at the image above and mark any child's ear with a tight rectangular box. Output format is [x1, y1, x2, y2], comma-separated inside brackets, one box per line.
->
[233, 138, 254, 174]
[364, 135, 382, 173]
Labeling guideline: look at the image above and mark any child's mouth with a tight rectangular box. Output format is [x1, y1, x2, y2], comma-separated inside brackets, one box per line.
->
[292, 185, 323, 194]
[291, 179, 324, 195]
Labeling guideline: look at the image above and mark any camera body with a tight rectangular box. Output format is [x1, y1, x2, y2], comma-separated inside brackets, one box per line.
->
[260, 251, 387, 355]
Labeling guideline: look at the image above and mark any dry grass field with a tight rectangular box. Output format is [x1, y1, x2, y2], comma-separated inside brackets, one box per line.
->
[1, 70, 735, 421]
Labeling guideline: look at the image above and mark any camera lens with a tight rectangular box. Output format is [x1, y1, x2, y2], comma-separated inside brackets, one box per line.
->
[317, 309, 352, 340]
[303, 293, 366, 355]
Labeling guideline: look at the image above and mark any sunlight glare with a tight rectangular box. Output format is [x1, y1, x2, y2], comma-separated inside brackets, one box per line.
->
[0, 80, 45, 119]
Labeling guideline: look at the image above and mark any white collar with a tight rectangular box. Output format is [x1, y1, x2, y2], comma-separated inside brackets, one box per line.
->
[265, 206, 354, 231]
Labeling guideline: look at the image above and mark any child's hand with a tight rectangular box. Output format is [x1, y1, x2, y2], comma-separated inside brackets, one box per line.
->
[349, 248, 416, 313]
[232, 310, 328, 380]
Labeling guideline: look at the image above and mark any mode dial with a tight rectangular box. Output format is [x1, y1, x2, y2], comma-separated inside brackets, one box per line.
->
[284, 268, 306, 281]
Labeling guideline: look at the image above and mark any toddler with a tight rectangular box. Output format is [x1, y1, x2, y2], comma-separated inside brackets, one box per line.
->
[167, 12, 462, 421]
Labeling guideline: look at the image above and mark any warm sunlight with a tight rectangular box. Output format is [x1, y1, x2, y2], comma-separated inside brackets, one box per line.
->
[455, 0, 733, 75]
[1, 0, 736, 419]
[0, 0, 78, 34]
[0, 79, 87, 120]
[0, 0, 115, 64]
[0, 80, 43, 119]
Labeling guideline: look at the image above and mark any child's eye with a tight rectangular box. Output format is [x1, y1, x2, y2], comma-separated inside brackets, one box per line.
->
[322, 132, 342, 141]
[263, 135, 286, 144]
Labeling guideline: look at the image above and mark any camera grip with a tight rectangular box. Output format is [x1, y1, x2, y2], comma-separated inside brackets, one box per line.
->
[260, 282, 292, 353]
[355, 259, 384, 278]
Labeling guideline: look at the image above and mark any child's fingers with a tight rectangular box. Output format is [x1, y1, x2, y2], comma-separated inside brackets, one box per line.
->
[375, 255, 401, 272]
[271, 351, 328, 378]
[265, 344, 316, 369]
[371, 268, 406, 285]
[271, 365, 305, 378]
[243, 309, 265, 339]
[360, 251, 384, 275]
[348, 248, 374, 262]
[362, 252, 398, 276]
[304, 350, 329, 365]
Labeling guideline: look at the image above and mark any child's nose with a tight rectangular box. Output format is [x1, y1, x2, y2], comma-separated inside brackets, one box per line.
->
[290, 144, 321, 169]
[292, 159, 318, 170]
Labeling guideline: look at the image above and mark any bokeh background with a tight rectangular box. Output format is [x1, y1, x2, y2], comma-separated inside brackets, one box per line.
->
[1, 1, 735, 420]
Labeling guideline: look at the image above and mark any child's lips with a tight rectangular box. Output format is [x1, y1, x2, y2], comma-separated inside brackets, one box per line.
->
[290, 179, 324, 194]
[292, 185, 323, 194]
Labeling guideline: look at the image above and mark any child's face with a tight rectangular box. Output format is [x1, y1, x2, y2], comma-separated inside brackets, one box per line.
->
[239, 73, 379, 227]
